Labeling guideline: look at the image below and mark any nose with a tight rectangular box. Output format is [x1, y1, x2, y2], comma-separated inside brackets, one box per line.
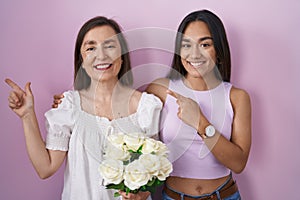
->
[96, 46, 107, 60]
[190, 44, 202, 59]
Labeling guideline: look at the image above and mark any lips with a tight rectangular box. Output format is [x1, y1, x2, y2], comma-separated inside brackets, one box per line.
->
[188, 61, 206, 67]
[94, 63, 112, 70]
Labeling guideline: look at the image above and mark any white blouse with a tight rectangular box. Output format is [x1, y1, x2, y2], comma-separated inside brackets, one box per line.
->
[45, 90, 162, 200]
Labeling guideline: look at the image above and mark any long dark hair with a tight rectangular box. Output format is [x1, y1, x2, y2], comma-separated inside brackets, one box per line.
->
[74, 16, 132, 90]
[168, 9, 231, 82]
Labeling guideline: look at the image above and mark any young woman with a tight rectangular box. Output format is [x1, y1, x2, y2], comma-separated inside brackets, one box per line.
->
[6, 16, 161, 200]
[146, 10, 251, 200]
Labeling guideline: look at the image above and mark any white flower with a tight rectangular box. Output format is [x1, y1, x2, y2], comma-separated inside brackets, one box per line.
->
[138, 154, 161, 177]
[107, 132, 126, 150]
[141, 138, 160, 154]
[157, 141, 169, 157]
[123, 133, 145, 152]
[104, 143, 130, 161]
[142, 138, 168, 156]
[99, 159, 124, 185]
[124, 160, 151, 190]
[157, 157, 173, 181]
[99, 132, 173, 194]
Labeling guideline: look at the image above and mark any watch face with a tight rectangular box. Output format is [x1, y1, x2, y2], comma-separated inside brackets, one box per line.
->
[206, 125, 215, 137]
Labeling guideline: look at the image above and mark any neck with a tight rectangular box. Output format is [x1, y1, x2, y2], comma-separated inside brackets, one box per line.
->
[87, 78, 121, 100]
[184, 73, 221, 91]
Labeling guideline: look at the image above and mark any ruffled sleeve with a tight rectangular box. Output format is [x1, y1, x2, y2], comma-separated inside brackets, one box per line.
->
[45, 90, 77, 151]
[137, 93, 162, 138]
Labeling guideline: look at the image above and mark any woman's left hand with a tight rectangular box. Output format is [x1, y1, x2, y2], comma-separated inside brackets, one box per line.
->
[167, 89, 209, 131]
[119, 191, 150, 200]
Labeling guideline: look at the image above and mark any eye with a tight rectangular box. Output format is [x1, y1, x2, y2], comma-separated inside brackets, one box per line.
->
[86, 47, 95, 51]
[200, 42, 213, 48]
[181, 43, 191, 48]
[104, 45, 116, 49]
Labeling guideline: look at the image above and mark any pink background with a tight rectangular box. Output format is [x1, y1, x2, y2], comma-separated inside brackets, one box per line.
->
[1, 0, 300, 199]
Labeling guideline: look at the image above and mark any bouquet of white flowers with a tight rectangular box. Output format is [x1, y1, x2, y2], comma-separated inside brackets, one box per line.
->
[99, 132, 173, 197]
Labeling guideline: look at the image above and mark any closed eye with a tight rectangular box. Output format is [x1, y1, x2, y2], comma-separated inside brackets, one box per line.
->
[104, 45, 116, 49]
[181, 43, 191, 48]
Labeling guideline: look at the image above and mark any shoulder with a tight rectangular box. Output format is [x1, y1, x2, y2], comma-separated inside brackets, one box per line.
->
[45, 90, 77, 119]
[57, 90, 77, 109]
[63, 90, 77, 98]
[141, 92, 162, 107]
[230, 86, 251, 113]
[146, 78, 170, 103]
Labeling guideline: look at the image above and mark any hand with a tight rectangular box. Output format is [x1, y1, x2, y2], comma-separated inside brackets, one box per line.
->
[119, 191, 150, 200]
[5, 78, 34, 119]
[52, 94, 64, 108]
[166, 89, 209, 131]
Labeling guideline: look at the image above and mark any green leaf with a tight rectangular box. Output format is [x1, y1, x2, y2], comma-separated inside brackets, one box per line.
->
[137, 145, 143, 153]
[146, 178, 156, 186]
[123, 160, 130, 165]
[125, 187, 130, 195]
[155, 179, 163, 186]
[106, 182, 125, 190]
[114, 192, 121, 197]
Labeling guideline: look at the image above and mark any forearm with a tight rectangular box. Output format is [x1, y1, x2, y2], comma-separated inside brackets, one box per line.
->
[196, 113, 250, 173]
[201, 132, 249, 173]
[21, 110, 54, 178]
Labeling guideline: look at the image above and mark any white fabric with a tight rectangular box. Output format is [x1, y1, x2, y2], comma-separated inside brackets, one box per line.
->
[45, 90, 162, 200]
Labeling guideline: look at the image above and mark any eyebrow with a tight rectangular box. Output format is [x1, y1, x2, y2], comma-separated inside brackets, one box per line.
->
[182, 36, 213, 43]
[103, 39, 117, 45]
[82, 39, 117, 47]
[83, 40, 97, 47]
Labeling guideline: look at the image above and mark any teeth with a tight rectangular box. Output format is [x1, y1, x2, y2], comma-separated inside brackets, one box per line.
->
[95, 64, 111, 69]
[189, 62, 204, 67]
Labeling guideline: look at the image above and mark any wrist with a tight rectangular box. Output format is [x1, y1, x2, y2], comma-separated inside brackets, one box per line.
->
[21, 109, 36, 121]
[197, 118, 217, 139]
[197, 117, 210, 135]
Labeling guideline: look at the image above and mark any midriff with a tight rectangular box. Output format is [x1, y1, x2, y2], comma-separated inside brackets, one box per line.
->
[166, 175, 230, 195]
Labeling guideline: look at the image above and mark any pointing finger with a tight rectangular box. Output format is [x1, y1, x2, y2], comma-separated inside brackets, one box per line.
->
[167, 89, 180, 99]
[5, 78, 24, 93]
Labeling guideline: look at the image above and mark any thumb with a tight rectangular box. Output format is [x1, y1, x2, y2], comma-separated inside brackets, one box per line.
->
[25, 82, 33, 96]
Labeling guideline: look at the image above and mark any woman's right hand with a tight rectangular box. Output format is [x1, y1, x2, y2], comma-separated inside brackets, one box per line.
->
[52, 94, 64, 108]
[5, 78, 34, 119]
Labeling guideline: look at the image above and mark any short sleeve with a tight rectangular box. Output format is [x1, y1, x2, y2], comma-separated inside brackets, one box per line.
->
[45, 90, 77, 151]
[137, 93, 162, 138]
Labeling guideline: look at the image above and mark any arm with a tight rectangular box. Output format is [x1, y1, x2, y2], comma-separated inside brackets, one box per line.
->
[197, 87, 251, 173]
[5, 79, 66, 179]
[167, 87, 251, 173]
[145, 78, 169, 104]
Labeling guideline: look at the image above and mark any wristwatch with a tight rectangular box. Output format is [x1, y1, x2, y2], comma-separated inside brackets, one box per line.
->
[198, 124, 216, 139]
[205, 125, 216, 137]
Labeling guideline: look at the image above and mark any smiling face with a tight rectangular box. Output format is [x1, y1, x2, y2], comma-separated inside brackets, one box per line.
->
[180, 21, 217, 79]
[80, 25, 122, 83]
